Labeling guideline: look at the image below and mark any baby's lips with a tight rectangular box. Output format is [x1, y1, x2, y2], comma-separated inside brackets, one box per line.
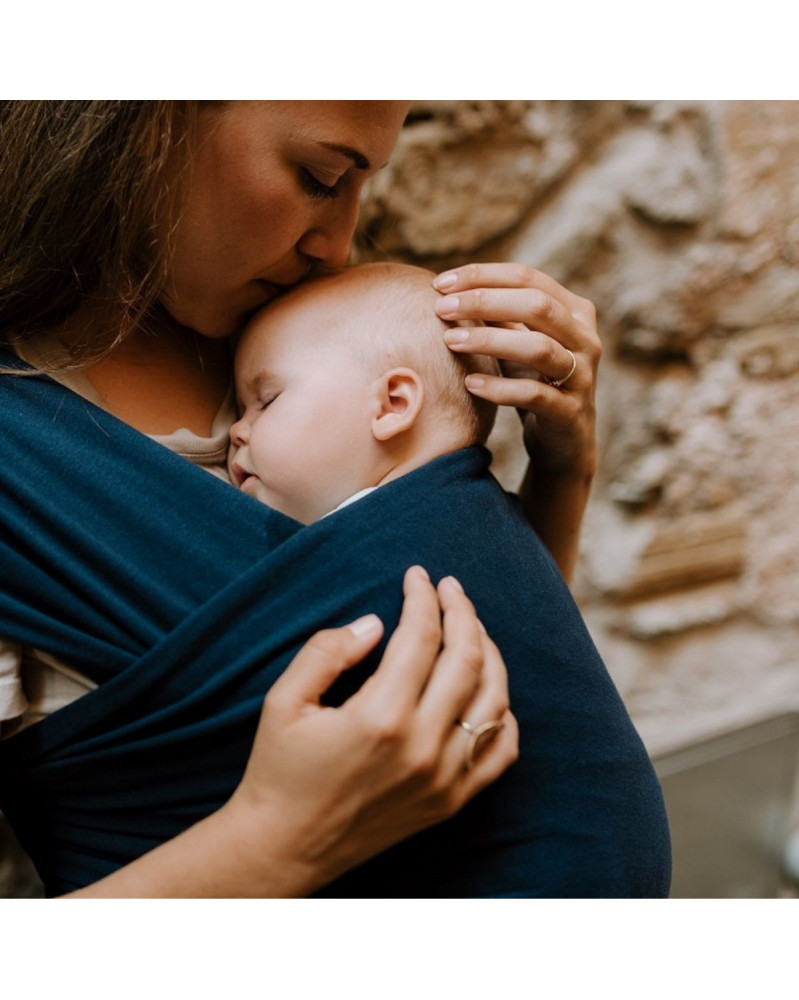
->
[229, 461, 249, 489]
[239, 474, 259, 495]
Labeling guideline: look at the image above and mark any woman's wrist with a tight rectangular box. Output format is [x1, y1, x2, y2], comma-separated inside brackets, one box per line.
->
[522, 430, 598, 483]
[520, 457, 595, 510]
[519, 460, 594, 585]
[214, 793, 324, 899]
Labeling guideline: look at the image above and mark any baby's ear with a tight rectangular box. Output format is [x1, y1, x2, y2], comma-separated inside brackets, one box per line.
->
[371, 367, 424, 442]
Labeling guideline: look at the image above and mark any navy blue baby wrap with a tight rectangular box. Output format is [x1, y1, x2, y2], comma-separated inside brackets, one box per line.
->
[0, 353, 670, 897]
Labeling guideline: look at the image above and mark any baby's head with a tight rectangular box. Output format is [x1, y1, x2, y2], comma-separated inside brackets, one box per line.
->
[229, 262, 498, 523]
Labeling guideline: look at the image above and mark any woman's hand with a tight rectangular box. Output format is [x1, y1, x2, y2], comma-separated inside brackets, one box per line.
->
[434, 262, 600, 478]
[222, 565, 518, 896]
[71, 567, 516, 899]
[433, 262, 601, 582]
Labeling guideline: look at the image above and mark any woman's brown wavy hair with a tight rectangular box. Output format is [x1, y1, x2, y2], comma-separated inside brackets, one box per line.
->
[0, 101, 201, 370]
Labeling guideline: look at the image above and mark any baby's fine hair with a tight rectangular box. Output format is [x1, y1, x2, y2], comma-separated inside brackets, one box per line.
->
[308, 262, 499, 446]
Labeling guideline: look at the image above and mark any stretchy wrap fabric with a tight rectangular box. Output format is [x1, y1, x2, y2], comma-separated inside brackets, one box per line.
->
[0, 352, 670, 897]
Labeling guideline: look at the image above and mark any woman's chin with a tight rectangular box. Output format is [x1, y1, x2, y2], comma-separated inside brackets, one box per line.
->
[160, 295, 250, 340]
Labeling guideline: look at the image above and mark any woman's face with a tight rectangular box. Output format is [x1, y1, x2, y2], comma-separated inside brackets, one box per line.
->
[162, 101, 410, 337]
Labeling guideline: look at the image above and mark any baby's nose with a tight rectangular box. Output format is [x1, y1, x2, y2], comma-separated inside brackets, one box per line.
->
[230, 417, 249, 446]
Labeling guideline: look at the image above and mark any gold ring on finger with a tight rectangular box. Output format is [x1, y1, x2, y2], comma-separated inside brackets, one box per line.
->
[458, 718, 506, 771]
[541, 349, 577, 390]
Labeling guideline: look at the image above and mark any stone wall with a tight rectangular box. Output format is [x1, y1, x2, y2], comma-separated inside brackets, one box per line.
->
[357, 100, 799, 756]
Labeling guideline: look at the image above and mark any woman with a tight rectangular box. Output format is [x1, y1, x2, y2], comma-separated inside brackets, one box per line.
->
[0, 101, 602, 897]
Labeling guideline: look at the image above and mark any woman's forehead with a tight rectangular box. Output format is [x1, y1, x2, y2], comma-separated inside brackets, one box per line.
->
[216, 100, 408, 152]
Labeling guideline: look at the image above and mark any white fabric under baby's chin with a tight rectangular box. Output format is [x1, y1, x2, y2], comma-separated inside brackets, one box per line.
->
[322, 487, 378, 518]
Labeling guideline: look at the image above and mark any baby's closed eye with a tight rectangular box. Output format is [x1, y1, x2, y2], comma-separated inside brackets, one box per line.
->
[258, 393, 279, 411]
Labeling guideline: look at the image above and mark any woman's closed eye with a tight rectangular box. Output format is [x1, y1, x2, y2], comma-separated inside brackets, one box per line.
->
[300, 167, 341, 200]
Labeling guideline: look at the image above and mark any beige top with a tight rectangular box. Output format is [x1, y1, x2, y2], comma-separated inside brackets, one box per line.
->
[0, 342, 237, 738]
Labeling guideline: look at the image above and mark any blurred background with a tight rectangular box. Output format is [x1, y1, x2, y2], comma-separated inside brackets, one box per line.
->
[2, 100, 798, 897]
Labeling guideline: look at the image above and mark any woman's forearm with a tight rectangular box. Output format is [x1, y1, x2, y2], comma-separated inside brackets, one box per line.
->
[519, 461, 594, 586]
[65, 800, 318, 899]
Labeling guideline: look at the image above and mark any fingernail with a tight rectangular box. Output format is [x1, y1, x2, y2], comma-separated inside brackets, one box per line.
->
[444, 328, 469, 344]
[433, 271, 457, 291]
[435, 295, 460, 318]
[443, 575, 464, 593]
[465, 375, 485, 390]
[348, 614, 382, 637]
[409, 565, 430, 582]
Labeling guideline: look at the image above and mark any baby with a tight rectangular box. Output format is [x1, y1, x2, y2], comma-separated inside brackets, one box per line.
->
[228, 261, 499, 522]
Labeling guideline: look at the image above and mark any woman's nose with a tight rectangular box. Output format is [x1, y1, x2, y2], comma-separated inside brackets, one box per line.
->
[298, 194, 361, 270]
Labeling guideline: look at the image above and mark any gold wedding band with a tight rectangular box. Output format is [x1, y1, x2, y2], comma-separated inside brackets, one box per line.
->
[542, 349, 577, 390]
[458, 718, 506, 771]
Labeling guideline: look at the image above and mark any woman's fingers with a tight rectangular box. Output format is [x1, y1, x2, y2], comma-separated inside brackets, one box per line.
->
[416, 576, 485, 738]
[444, 324, 581, 388]
[462, 370, 582, 416]
[311, 569, 517, 810]
[355, 565, 443, 714]
[437, 288, 591, 354]
[457, 709, 520, 801]
[432, 262, 601, 484]
[435, 629, 513, 780]
[434, 261, 594, 320]
[433, 263, 601, 367]
[459, 630, 511, 726]
[267, 614, 385, 713]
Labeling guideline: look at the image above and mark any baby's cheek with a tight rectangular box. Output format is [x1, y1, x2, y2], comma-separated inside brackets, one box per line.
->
[225, 442, 238, 483]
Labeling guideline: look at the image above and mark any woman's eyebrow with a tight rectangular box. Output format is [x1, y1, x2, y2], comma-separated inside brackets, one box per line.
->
[317, 142, 370, 170]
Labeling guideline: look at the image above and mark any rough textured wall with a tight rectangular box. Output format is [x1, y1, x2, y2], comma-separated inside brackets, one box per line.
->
[357, 100, 799, 756]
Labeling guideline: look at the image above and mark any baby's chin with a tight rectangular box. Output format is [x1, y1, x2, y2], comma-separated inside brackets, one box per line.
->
[240, 477, 315, 524]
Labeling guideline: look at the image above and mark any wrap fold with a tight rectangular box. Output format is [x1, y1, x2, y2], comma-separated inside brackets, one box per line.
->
[0, 351, 670, 896]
